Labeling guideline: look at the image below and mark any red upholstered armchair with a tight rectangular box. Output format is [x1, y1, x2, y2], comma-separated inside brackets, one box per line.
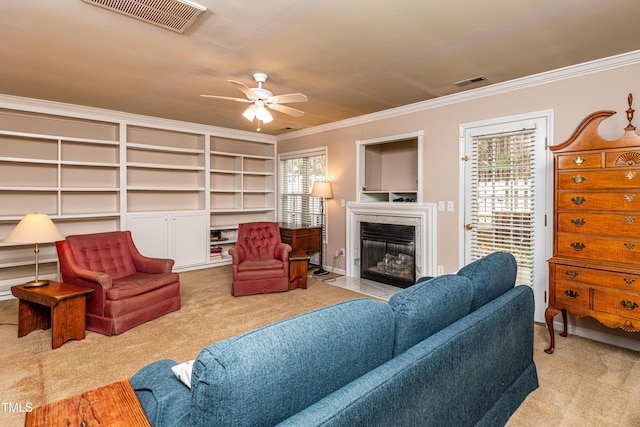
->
[56, 231, 180, 336]
[229, 222, 292, 296]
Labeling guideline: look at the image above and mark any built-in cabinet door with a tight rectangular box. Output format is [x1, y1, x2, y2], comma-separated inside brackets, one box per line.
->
[127, 211, 207, 269]
[127, 212, 170, 259]
[170, 211, 208, 268]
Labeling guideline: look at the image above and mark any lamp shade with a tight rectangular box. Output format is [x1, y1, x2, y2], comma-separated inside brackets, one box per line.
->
[311, 181, 333, 199]
[4, 213, 65, 244]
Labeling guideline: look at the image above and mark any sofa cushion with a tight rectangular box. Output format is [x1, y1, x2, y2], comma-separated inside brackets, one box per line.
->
[389, 274, 473, 356]
[457, 251, 517, 311]
[107, 272, 180, 300]
[189, 298, 395, 427]
[237, 258, 284, 271]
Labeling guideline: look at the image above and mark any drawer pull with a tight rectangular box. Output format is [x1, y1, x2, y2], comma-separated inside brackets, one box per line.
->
[625, 217, 637, 224]
[624, 278, 635, 286]
[624, 194, 636, 203]
[564, 290, 580, 299]
[624, 243, 636, 251]
[571, 175, 586, 184]
[573, 156, 586, 165]
[625, 171, 637, 180]
[571, 242, 585, 251]
[571, 196, 586, 205]
[620, 300, 639, 311]
[570, 218, 585, 227]
[564, 270, 579, 279]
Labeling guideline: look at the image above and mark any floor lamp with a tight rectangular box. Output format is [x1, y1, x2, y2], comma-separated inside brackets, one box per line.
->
[4, 213, 65, 287]
[311, 181, 332, 275]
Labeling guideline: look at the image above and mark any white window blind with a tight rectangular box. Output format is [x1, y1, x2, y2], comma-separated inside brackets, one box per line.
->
[469, 127, 537, 287]
[279, 150, 327, 228]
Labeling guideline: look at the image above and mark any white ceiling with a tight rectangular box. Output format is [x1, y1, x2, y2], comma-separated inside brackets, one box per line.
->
[1, 0, 640, 135]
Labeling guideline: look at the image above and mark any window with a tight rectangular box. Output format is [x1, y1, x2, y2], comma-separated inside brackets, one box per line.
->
[278, 148, 327, 228]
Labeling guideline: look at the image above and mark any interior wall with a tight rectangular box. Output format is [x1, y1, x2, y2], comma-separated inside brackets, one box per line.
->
[277, 62, 640, 348]
[278, 63, 640, 273]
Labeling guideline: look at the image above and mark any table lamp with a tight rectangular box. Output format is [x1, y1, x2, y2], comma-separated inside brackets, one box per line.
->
[4, 213, 65, 287]
[310, 181, 333, 275]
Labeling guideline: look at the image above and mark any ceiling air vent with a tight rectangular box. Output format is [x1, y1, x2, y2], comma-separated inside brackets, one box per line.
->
[453, 75, 487, 87]
[82, 0, 206, 33]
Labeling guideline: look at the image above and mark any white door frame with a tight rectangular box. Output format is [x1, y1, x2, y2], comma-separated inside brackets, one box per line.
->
[458, 110, 554, 323]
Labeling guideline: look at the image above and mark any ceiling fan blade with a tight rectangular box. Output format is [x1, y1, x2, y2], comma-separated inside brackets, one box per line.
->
[267, 103, 305, 118]
[200, 94, 251, 103]
[267, 93, 308, 104]
[228, 80, 258, 100]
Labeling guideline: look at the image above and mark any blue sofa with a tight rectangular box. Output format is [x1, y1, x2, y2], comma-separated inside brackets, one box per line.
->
[131, 252, 538, 426]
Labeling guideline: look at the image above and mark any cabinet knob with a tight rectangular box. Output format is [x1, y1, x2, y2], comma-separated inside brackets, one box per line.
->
[570, 242, 585, 251]
[571, 196, 586, 205]
[564, 270, 578, 279]
[624, 194, 636, 203]
[620, 300, 639, 311]
[570, 218, 585, 227]
[624, 243, 636, 251]
[625, 217, 637, 224]
[572, 156, 585, 165]
[625, 171, 637, 180]
[624, 278, 636, 286]
[564, 290, 580, 299]
[571, 175, 586, 184]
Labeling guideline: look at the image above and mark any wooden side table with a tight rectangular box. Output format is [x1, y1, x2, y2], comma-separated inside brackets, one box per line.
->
[289, 249, 311, 290]
[25, 379, 150, 426]
[11, 281, 94, 349]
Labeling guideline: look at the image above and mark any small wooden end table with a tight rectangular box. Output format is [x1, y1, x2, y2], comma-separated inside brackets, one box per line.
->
[25, 379, 150, 426]
[289, 249, 311, 290]
[11, 281, 94, 349]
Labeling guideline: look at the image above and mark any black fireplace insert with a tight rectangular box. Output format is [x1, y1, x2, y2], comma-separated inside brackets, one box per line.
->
[360, 222, 415, 288]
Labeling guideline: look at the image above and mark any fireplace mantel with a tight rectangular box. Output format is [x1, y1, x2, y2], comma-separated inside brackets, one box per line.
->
[346, 202, 437, 281]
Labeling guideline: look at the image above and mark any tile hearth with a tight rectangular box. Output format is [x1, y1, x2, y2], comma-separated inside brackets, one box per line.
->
[324, 276, 400, 301]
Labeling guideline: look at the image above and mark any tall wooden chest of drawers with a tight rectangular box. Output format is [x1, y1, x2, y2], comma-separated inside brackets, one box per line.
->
[546, 96, 640, 353]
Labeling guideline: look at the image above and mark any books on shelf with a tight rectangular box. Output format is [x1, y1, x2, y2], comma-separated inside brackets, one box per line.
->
[210, 246, 223, 260]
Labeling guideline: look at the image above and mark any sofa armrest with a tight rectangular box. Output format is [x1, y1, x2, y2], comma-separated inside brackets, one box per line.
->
[229, 246, 246, 265]
[124, 230, 175, 274]
[275, 243, 292, 262]
[130, 359, 191, 427]
[56, 240, 113, 289]
[132, 253, 175, 274]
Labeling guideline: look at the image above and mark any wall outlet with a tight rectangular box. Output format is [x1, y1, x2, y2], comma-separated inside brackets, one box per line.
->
[447, 201, 455, 212]
[340, 248, 345, 256]
[438, 201, 445, 211]
[335, 248, 345, 258]
[437, 265, 445, 275]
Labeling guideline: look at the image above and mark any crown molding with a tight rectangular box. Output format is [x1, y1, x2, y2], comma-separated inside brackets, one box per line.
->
[0, 93, 276, 143]
[277, 49, 640, 141]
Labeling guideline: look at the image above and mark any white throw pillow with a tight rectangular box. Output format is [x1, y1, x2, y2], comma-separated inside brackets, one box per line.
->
[171, 360, 194, 389]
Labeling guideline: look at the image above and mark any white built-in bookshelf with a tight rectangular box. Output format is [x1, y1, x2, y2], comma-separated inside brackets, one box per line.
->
[0, 98, 276, 299]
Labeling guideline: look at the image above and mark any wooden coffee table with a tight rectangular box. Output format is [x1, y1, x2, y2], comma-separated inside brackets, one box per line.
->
[25, 379, 150, 426]
[11, 281, 94, 349]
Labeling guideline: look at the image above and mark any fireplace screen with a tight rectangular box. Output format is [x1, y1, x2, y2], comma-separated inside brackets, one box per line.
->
[360, 222, 415, 288]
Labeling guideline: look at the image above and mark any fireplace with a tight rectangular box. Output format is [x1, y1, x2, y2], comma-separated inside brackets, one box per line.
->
[346, 202, 437, 284]
[360, 222, 415, 288]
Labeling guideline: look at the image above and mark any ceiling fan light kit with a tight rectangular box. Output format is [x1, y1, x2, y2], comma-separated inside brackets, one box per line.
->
[201, 72, 307, 131]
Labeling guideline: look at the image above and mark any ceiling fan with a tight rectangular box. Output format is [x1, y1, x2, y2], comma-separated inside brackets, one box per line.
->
[201, 73, 308, 131]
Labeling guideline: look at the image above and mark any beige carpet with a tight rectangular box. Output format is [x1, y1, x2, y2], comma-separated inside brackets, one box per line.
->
[1, 266, 639, 426]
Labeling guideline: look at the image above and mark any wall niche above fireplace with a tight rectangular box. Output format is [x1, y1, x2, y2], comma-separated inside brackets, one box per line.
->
[356, 130, 422, 203]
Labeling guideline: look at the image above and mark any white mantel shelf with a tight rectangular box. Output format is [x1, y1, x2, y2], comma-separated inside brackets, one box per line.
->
[346, 202, 437, 281]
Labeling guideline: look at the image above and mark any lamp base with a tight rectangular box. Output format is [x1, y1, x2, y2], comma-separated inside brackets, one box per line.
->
[24, 279, 50, 288]
[314, 268, 329, 276]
